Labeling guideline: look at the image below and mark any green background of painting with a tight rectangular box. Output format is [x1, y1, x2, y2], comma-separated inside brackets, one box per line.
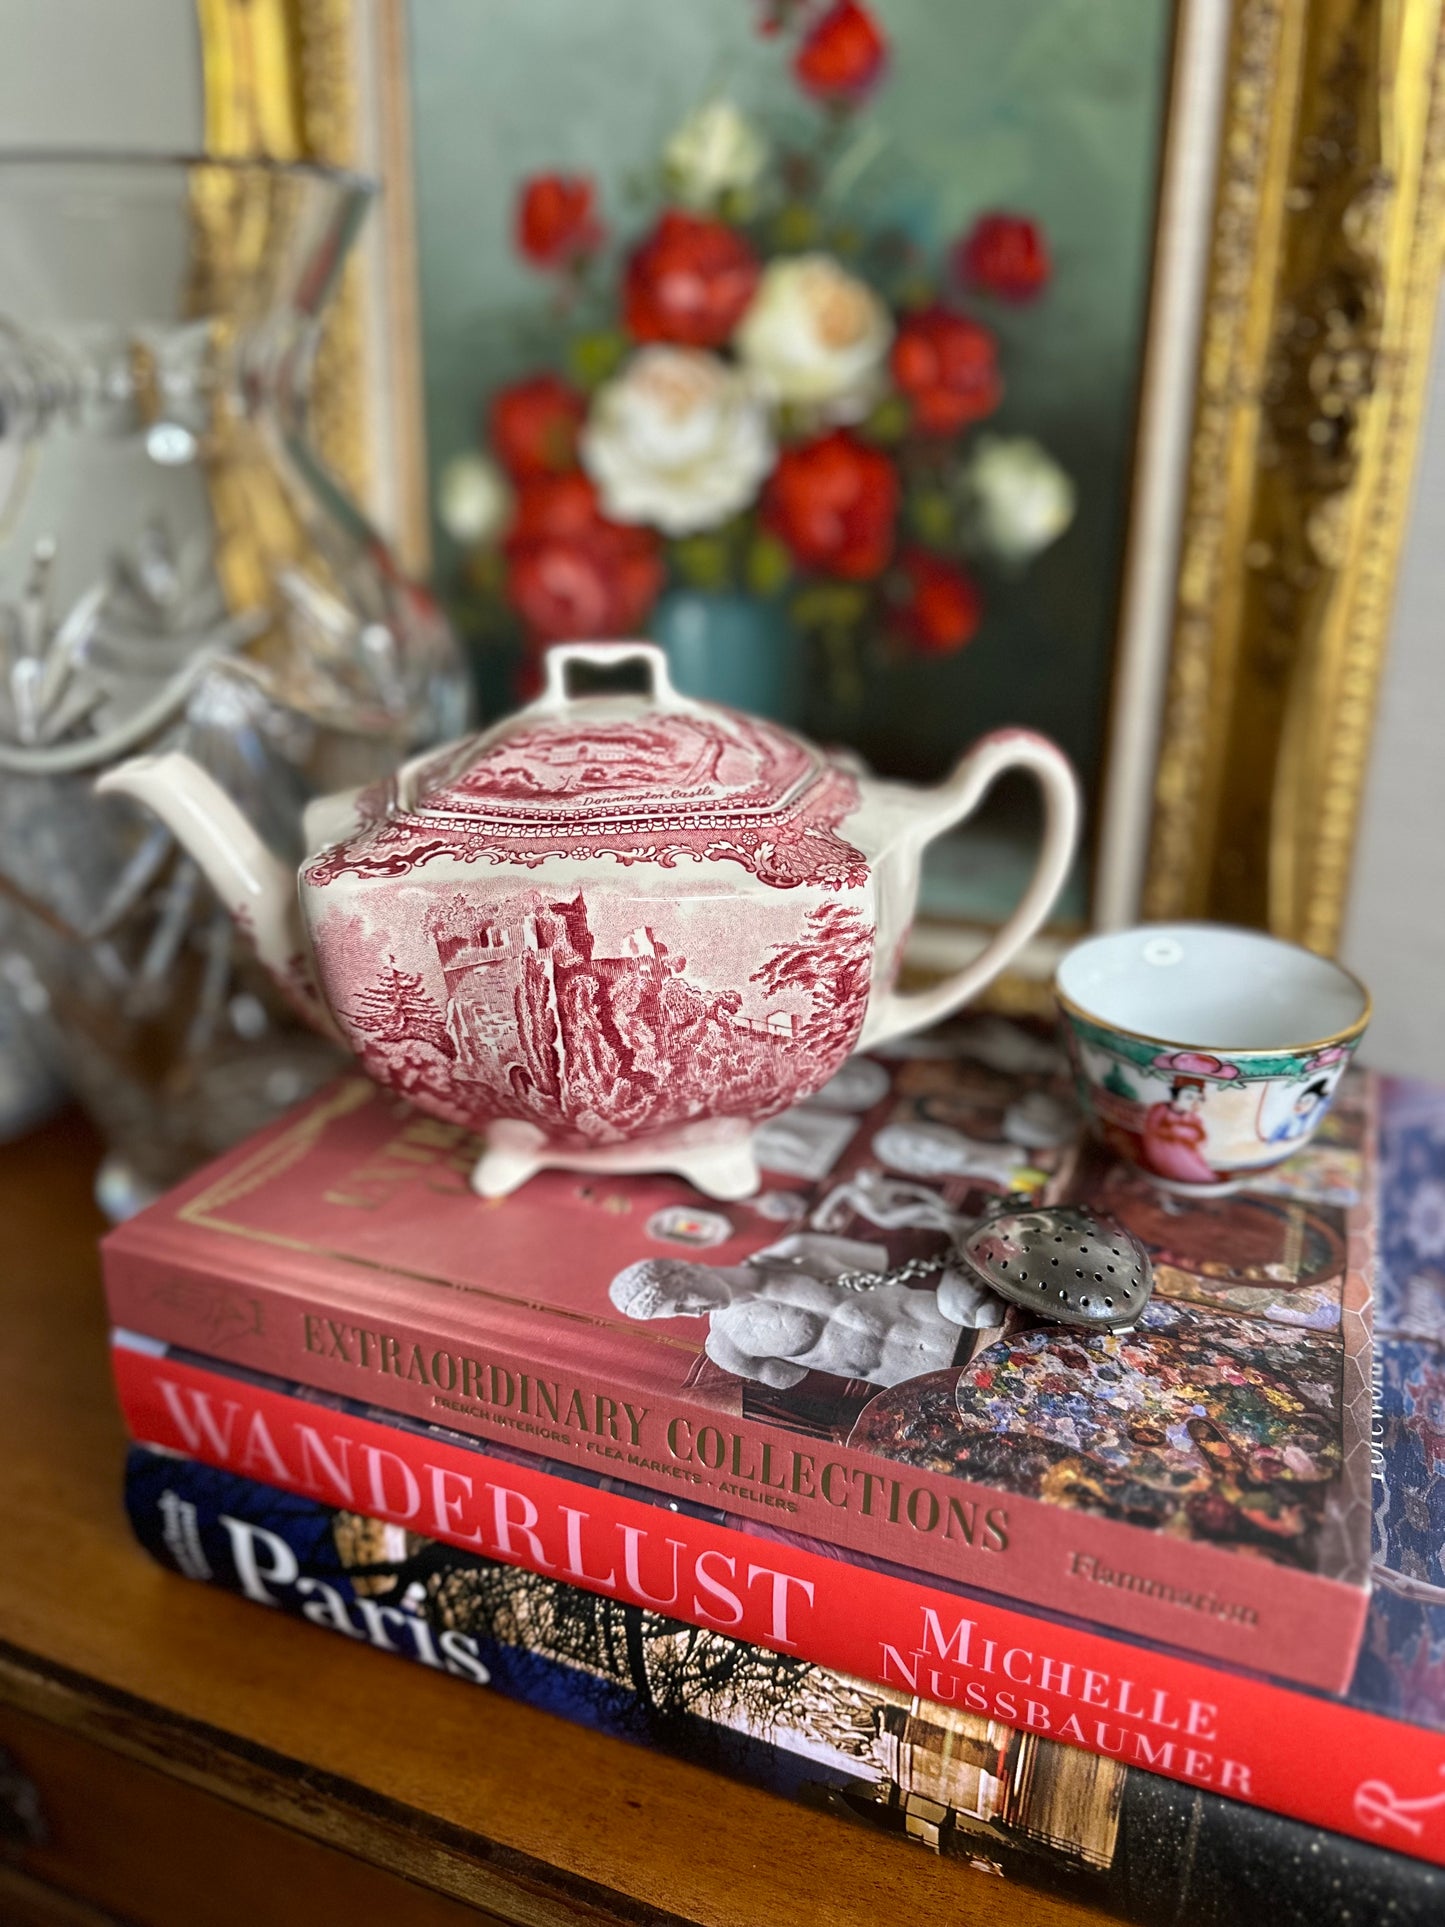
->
[405, 0, 1174, 916]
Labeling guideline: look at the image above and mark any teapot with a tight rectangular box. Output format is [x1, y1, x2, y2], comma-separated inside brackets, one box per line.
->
[99, 642, 1079, 1198]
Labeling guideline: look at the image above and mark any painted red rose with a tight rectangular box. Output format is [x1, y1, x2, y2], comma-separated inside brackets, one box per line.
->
[894, 547, 982, 655]
[489, 374, 587, 481]
[505, 471, 600, 543]
[623, 211, 761, 349]
[762, 429, 898, 580]
[515, 173, 603, 269]
[504, 473, 663, 641]
[890, 307, 1001, 435]
[956, 212, 1051, 302]
[793, 1, 888, 101]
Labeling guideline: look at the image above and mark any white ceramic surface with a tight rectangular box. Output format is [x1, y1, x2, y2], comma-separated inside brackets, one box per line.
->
[1056, 923, 1369, 1049]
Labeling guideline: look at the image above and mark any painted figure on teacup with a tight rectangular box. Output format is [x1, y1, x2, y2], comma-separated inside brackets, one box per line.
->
[1066, 1029, 1361, 1195]
[1140, 1052, 1241, 1185]
[1141, 1076, 1214, 1183]
[1257, 1046, 1352, 1149]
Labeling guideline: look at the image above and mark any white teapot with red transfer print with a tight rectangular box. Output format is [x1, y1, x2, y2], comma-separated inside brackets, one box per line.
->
[98, 642, 1078, 1198]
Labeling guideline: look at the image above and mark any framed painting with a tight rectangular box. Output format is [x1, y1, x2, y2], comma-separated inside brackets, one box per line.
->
[195, 0, 1445, 998]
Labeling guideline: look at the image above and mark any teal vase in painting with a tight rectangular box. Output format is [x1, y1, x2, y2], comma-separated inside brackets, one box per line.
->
[650, 589, 805, 725]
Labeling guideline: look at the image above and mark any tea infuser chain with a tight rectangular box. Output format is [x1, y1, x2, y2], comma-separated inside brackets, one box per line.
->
[795, 1191, 1156, 1334]
[821, 1189, 1032, 1292]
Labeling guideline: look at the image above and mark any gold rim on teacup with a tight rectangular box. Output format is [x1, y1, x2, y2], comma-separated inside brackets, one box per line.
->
[1053, 922, 1371, 1057]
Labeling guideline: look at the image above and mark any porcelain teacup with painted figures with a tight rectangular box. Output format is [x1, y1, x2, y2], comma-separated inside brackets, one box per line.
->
[1055, 923, 1371, 1195]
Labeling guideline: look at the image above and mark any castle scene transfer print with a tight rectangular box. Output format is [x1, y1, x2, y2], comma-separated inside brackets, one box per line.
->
[312, 883, 872, 1146]
[300, 695, 877, 1147]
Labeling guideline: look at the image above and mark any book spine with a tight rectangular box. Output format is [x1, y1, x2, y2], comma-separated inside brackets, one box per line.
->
[125, 1445, 1445, 1924]
[111, 1333, 1445, 1869]
[102, 1235, 1364, 1690]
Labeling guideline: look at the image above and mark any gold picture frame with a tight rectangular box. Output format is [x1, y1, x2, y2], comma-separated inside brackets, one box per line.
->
[1143, 0, 1445, 957]
[195, 0, 1445, 962]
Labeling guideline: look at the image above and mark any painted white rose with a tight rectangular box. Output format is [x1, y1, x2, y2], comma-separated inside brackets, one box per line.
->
[580, 346, 775, 536]
[734, 254, 892, 416]
[436, 452, 512, 545]
[967, 436, 1076, 564]
[663, 100, 769, 209]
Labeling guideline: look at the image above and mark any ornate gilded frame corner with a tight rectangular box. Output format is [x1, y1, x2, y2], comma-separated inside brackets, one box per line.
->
[1144, 0, 1445, 954]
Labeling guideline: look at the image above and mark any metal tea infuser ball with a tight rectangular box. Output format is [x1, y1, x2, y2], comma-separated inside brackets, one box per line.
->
[832, 1199, 1155, 1334]
[959, 1204, 1154, 1332]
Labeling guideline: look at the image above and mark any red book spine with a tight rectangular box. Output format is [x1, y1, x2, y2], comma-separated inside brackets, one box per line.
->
[102, 1235, 1366, 1691]
[112, 1335, 1445, 1868]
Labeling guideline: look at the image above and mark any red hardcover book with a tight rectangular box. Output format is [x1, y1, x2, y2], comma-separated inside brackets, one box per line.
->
[108, 1329, 1440, 1867]
[102, 1033, 1376, 1689]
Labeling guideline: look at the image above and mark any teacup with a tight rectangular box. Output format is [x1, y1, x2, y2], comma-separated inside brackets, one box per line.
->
[1054, 923, 1371, 1195]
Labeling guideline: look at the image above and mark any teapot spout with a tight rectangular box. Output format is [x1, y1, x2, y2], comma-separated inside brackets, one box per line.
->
[96, 751, 329, 1032]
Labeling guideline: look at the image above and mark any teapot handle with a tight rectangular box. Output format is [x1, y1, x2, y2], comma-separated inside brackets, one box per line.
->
[859, 729, 1080, 1049]
[539, 640, 692, 711]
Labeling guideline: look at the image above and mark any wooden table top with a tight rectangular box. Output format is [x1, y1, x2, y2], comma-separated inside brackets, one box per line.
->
[0, 1110, 1113, 1927]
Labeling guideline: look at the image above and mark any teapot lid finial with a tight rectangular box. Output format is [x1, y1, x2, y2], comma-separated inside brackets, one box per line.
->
[538, 640, 692, 714]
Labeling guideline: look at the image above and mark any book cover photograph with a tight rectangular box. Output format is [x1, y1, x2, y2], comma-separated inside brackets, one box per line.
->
[104, 1019, 1376, 1683]
[1358, 1076, 1445, 1773]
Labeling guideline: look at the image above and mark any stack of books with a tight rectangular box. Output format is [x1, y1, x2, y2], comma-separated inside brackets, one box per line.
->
[102, 1020, 1445, 1921]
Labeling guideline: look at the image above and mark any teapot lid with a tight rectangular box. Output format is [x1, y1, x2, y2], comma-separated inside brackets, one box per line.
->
[314, 642, 868, 891]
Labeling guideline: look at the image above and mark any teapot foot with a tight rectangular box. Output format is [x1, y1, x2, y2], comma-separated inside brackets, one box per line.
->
[470, 1119, 761, 1202]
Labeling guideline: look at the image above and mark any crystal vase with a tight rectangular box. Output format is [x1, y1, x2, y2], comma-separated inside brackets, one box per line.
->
[0, 154, 469, 1212]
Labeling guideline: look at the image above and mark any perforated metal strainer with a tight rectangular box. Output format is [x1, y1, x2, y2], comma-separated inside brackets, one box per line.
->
[959, 1205, 1154, 1332]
